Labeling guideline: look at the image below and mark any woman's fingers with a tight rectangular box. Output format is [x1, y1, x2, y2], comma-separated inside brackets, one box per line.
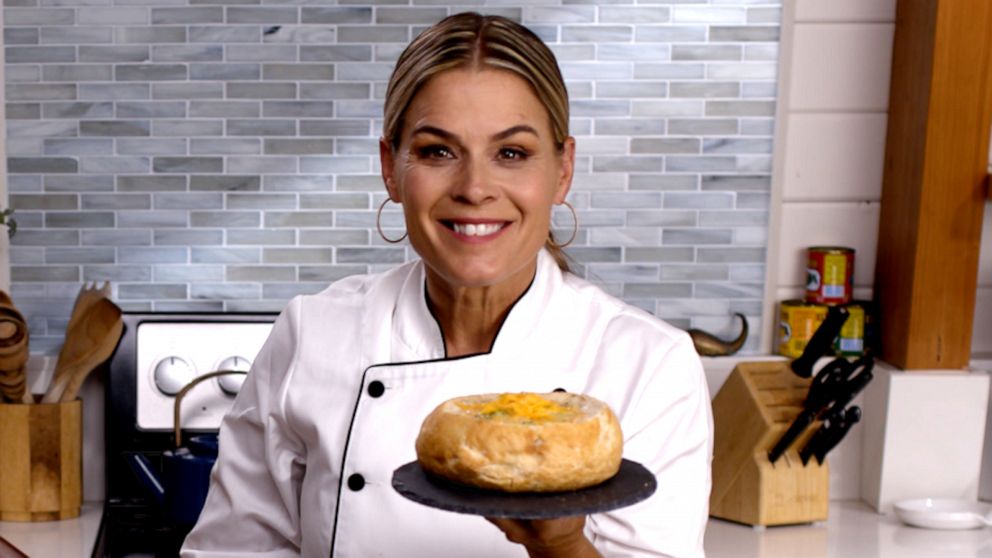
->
[486, 516, 531, 544]
[485, 516, 589, 552]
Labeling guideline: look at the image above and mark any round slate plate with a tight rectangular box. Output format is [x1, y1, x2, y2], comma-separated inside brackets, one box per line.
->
[391, 459, 657, 519]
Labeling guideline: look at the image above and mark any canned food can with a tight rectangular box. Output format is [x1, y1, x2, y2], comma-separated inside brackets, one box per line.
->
[805, 246, 855, 305]
[835, 302, 865, 356]
[778, 300, 829, 359]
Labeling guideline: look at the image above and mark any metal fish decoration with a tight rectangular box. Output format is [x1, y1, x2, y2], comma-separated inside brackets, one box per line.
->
[688, 313, 748, 356]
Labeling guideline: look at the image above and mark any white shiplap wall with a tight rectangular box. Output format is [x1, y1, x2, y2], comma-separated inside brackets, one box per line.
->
[765, 0, 896, 500]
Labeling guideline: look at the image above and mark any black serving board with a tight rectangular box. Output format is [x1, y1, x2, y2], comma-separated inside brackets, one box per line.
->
[391, 459, 656, 519]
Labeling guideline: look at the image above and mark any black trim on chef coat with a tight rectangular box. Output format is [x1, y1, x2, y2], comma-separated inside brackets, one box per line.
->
[327, 275, 545, 557]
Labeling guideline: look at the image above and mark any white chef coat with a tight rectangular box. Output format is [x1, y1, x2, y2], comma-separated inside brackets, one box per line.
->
[181, 249, 713, 558]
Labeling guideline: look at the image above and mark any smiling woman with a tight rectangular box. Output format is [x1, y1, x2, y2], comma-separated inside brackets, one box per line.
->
[181, 12, 712, 558]
[381, 68, 575, 357]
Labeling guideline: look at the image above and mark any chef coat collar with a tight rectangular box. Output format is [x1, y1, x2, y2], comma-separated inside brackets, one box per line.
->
[391, 249, 560, 362]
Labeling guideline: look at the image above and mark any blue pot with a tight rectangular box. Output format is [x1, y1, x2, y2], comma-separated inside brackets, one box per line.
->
[128, 434, 218, 527]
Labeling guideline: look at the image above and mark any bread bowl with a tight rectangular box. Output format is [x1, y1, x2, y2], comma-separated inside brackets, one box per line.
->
[415, 392, 622, 492]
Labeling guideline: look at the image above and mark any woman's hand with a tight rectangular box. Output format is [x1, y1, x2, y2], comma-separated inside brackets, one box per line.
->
[485, 516, 603, 558]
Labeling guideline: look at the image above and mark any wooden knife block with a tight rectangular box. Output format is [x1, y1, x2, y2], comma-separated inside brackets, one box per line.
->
[710, 362, 829, 526]
[0, 399, 81, 521]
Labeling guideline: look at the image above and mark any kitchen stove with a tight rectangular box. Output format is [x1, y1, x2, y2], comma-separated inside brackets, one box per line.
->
[96, 312, 276, 558]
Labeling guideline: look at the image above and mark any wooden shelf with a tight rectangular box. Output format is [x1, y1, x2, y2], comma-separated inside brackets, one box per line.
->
[874, 0, 992, 369]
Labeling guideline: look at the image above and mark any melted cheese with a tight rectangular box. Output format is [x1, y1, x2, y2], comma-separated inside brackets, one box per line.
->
[457, 393, 577, 422]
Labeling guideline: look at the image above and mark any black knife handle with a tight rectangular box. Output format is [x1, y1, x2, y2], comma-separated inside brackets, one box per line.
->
[799, 426, 827, 466]
[790, 305, 850, 378]
[814, 406, 862, 464]
[826, 364, 873, 415]
[798, 400, 847, 465]
[806, 359, 847, 410]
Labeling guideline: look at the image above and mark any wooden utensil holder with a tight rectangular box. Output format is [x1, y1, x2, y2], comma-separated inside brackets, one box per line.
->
[0, 399, 81, 521]
[710, 361, 829, 526]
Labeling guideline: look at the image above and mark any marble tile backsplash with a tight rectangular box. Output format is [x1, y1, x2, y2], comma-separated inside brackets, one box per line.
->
[3, 1, 781, 354]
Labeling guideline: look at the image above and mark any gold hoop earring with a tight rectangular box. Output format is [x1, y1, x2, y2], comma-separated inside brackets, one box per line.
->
[554, 201, 578, 248]
[376, 198, 407, 243]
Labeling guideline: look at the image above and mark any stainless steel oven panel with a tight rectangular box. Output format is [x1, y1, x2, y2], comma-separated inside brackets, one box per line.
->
[136, 321, 273, 430]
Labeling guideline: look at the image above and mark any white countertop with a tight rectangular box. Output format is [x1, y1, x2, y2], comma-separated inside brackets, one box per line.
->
[2, 500, 991, 557]
[705, 500, 992, 558]
[0, 502, 102, 557]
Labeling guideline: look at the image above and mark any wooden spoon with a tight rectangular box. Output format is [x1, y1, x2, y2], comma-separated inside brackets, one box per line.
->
[0, 368, 29, 404]
[42, 297, 122, 403]
[0, 293, 32, 404]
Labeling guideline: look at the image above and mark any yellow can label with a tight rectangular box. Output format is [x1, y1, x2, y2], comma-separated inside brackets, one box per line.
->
[821, 254, 848, 298]
[778, 302, 828, 359]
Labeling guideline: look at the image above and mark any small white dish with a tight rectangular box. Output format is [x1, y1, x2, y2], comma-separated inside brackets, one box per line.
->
[894, 498, 992, 530]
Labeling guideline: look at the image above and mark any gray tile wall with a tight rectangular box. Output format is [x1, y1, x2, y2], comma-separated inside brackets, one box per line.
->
[4, 1, 780, 355]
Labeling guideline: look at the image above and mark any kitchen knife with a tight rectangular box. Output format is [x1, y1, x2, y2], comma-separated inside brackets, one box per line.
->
[799, 408, 839, 466]
[767, 358, 849, 464]
[800, 406, 862, 465]
[790, 305, 849, 378]
[823, 356, 873, 415]
[796, 356, 873, 465]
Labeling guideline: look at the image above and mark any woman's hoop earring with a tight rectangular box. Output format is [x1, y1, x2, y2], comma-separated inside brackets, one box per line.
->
[376, 198, 407, 244]
[554, 201, 578, 248]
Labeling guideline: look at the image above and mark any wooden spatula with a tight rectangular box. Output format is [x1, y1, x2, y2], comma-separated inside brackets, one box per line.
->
[42, 297, 122, 403]
[58, 307, 123, 403]
[42, 282, 111, 403]
[61, 282, 111, 351]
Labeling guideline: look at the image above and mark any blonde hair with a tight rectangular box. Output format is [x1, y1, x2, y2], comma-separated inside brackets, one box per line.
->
[383, 12, 573, 271]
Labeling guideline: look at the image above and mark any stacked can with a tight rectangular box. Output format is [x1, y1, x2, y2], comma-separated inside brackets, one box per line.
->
[805, 247, 854, 305]
[778, 247, 869, 358]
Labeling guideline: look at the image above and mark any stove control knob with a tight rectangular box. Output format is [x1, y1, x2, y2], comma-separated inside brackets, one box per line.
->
[217, 356, 250, 396]
[153, 356, 196, 396]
